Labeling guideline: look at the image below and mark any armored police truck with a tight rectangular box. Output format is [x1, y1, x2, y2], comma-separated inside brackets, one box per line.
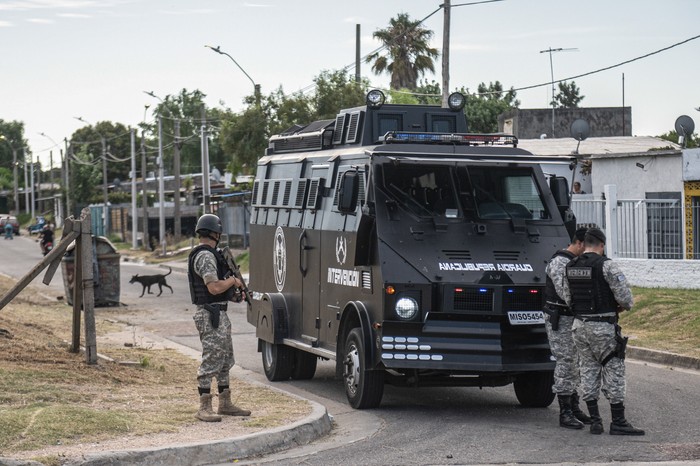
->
[247, 90, 576, 409]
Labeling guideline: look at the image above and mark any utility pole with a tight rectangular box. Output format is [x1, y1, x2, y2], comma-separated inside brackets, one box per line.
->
[201, 111, 211, 214]
[101, 136, 108, 235]
[23, 149, 29, 215]
[355, 24, 361, 83]
[173, 119, 182, 242]
[64, 138, 71, 218]
[157, 115, 165, 253]
[141, 131, 149, 251]
[30, 158, 34, 220]
[441, 0, 451, 108]
[12, 148, 18, 214]
[130, 129, 137, 249]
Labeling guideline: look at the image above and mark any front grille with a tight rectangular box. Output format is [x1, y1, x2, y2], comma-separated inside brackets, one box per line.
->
[453, 287, 493, 312]
[504, 287, 544, 311]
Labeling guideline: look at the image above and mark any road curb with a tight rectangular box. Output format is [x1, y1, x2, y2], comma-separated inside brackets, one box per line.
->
[628, 345, 700, 371]
[63, 402, 331, 466]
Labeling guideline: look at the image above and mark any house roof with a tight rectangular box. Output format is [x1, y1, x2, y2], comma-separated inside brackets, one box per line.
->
[518, 136, 681, 159]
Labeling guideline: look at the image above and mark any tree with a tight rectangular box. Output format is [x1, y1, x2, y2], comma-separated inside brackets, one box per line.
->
[312, 70, 368, 119]
[0, 120, 28, 200]
[366, 13, 439, 90]
[458, 81, 520, 133]
[414, 79, 442, 105]
[67, 145, 102, 206]
[70, 121, 133, 185]
[658, 130, 699, 149]
[552, 81, 584, 108]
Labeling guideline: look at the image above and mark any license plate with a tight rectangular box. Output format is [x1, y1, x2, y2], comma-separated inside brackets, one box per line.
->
[507, 311, 545, 325]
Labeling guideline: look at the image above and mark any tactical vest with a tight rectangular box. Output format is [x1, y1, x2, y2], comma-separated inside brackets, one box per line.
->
[565, 252, 618, 315]
[188, 244, 234, 304]
[544, 249, 575, 308]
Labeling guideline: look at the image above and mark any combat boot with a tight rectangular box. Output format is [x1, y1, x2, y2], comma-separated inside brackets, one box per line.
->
[195, 394, 222, 422]
[571, 392, 592, 424]
[218, 389, 251, 416]
[586, 399, 604, 435]
[558, 395, 584, 429]
[609, 403, 645, 436]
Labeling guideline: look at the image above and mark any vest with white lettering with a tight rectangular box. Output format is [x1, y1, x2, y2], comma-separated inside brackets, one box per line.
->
[565, 252, 617, 315]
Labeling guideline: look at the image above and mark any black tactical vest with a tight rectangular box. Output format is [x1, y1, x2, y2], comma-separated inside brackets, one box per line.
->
[544, 249, 576, 308]
[565, 252, 618, 315]
[188, 244, 234, 304]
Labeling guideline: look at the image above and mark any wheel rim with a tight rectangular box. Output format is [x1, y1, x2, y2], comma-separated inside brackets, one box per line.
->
[344, 343, 360, 396]
[263, 341, 272, 370]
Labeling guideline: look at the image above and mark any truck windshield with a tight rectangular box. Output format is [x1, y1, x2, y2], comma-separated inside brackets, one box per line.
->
[379, 163, 550, 221]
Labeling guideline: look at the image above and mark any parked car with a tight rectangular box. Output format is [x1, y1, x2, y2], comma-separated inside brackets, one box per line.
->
[27, 216, 46, 235]
[1, 215, 20, 235]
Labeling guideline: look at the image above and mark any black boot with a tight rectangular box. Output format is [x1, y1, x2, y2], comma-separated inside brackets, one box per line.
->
[586, 399, 604, 435]
[571, 392, 592, 424]
[558, 395, 584, 429]
[610, 403, 645, 436]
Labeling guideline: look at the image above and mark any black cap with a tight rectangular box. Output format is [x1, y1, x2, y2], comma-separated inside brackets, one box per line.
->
[572, 227, 587, 243]
[585, 227, 606, 244]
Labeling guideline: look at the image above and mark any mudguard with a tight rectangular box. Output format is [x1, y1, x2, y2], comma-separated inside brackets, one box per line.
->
[254, 293, 290, 344]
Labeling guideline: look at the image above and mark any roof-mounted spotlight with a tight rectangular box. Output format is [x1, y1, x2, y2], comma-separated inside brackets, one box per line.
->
[448, 92, 466, 111]
[366, 89, 385, 108]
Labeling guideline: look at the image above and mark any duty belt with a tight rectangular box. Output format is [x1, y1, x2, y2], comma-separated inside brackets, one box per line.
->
[545, 302, 573, 316]
[575, 315, 617, 324]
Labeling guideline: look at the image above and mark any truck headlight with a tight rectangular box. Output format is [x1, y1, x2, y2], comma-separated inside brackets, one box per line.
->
[395, 297, 419, 320]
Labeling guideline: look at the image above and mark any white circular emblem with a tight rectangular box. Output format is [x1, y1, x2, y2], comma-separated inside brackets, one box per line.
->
[335, 236, 347, 265]
[273, 226, 287, 291]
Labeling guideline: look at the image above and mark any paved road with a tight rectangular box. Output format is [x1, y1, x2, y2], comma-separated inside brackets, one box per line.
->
[4, 236, 700, 465]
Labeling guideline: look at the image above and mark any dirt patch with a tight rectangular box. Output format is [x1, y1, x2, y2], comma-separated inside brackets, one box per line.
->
[0, 275, 310, 465]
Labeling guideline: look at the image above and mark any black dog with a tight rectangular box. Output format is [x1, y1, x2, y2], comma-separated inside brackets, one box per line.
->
[129, 266, 174, 297]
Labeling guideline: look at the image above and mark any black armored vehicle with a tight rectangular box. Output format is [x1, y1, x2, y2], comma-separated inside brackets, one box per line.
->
[247, 90, 576, 409]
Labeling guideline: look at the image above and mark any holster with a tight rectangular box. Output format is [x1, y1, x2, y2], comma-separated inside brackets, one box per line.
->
[202, 303, 226, 329]
[544, 307, 560, 331]
[601, 323, 628, 366]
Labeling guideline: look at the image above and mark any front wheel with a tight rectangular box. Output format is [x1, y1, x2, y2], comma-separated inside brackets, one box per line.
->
[513, 371, 555, 407]
[291, 349, 317, 380]
[343, 328, 384, 409]
[261, 339, 293, 381]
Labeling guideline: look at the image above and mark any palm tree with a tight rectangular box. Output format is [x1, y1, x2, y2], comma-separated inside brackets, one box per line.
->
[366, 13, 439, 90]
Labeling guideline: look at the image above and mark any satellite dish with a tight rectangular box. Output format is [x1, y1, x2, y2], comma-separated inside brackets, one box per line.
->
[113, 178, 121, 188]
[675, 115, 695, 148]
[211, 167, 221, 183]
[570, 119, 590, 141]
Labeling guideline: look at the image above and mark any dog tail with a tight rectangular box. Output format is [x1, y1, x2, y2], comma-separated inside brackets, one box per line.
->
[165, 266, 172, 276]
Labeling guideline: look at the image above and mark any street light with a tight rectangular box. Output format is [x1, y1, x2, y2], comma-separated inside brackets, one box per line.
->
[205, 45, 261, 107]
[74, 116, 109, 235]
[0, 135, 20, 215]
[539, 46, 578, 138]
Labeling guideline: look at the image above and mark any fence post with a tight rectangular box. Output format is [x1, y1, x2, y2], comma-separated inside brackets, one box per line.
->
[604, 184, 618, 258]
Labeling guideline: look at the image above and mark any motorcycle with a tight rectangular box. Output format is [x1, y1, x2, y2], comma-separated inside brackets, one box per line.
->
[41, 240, 53, 256]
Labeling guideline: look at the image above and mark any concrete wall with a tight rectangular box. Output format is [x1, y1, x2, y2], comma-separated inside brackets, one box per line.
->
[617, 258, 700, 289]
[683, 148, 700, 181]
[498, 107, 632, 139]
[591, 153, 683, 199]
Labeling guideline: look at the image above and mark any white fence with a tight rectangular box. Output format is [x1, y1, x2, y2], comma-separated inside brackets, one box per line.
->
[571, 185, 695, 260]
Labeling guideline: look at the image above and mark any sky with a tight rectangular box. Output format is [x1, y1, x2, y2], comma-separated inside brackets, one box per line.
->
[1, 0, 699, 169]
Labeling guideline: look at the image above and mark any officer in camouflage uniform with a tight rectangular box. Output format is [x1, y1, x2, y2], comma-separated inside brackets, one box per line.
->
[544, 227, 591, 429]
[188, 213, 251, 422]
[562, 228, 644, 436]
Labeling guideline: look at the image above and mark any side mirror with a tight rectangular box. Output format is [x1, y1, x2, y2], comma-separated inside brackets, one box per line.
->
[550, 176, 570, 208]
[338, 170, 360, 214]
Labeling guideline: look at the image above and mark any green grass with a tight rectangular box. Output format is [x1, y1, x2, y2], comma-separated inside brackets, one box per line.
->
[620, 287, 700, 358]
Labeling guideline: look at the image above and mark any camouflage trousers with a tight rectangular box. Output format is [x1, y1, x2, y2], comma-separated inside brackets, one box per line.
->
[194, 306, 234, 390]
[572, 319, 625, 404]
[545, 314, 580, 395]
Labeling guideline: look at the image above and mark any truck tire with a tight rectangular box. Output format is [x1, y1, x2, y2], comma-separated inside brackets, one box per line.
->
[261, 339, 293, 381]
[291, 349, 317, 380]
[343, 328, 384, 409]
[513, 371, 555, 407]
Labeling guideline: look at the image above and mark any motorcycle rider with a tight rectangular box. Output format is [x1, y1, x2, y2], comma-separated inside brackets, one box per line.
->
[39, 224, 54, 255]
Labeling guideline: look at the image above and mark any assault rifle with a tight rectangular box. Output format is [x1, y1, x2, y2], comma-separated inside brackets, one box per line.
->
[220, 246, 251, 305]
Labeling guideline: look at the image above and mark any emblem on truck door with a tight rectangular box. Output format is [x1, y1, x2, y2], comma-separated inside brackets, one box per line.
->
[336, 236, 347, 265]
[273, 226, 287, 291]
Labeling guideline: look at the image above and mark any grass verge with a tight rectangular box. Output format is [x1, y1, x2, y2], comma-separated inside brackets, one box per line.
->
[0, 274, 309, 463]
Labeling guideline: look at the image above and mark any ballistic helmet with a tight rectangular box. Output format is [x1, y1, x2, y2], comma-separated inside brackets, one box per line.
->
[195, 214, 222, 235]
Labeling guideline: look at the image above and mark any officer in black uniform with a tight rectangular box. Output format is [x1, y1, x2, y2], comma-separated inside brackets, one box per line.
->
[188, 213, 250, 422]
[564, 228, 644, 436]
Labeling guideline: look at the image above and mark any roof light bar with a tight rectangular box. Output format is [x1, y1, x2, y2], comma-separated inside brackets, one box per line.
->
[383, 131, 518, 147]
